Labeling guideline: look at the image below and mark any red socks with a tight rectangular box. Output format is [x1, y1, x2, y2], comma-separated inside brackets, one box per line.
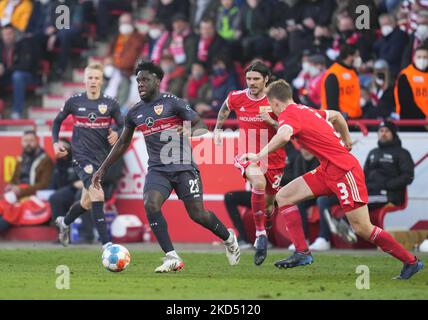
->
[279, 204, 309, 252]
[370, 226, 416, 264]
[251, 188, 266, 236]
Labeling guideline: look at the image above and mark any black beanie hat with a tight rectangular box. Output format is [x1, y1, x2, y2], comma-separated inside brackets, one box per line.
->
[379, 120, 398, 137]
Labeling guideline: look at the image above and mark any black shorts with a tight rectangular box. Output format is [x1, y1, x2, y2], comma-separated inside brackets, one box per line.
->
[72, 159, 99, 190]
[144, 169, 204, 201]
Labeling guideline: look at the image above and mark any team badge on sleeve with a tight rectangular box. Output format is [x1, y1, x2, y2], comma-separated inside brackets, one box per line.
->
[98, 104, 108, 114]
[154, 104, 163, 115]
[259, 106, 272, 113]
[84, 164, 94, 174]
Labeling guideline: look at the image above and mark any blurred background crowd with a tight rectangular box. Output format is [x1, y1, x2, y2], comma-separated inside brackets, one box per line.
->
[0, 0, 427, 126]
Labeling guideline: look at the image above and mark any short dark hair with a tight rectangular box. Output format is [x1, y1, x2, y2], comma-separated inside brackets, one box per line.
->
[339, 44, 358, 60]
[244, 60, 271, 79]
[2, 23, 14, 31]
[135, 61, 164, 80]
[266, 79, 293, 102]
[23, 130, 37, 136]
[415, 44, 428, 53]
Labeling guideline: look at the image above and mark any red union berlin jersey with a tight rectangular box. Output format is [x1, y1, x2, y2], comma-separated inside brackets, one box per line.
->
[278, 103, 358, 171]
[226, 89, 286, 170]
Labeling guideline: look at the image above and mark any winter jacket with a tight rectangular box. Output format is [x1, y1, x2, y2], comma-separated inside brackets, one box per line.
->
[363, 137, 414, 205]
[10, 147, 54, 199]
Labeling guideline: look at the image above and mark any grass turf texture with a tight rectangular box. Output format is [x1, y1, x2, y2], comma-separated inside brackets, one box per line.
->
[0, 249, 427, 299]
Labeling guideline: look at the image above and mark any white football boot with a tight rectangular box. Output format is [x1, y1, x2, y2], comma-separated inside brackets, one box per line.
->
[55, 216, 70, 247]
[155, 255, 185, 273]
[224, 229, 240, 266]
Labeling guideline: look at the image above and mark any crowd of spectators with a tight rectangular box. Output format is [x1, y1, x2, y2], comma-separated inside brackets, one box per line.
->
[0, 0, 427, 125]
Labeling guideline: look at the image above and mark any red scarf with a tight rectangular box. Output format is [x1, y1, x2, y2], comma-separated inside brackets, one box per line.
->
[187, 75, 208, 98]
[197, 36, 213, 62]
[169, 28, 190, 64]
[151, 31, 170, 63]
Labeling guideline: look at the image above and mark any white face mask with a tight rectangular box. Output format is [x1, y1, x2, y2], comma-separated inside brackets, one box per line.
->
[375, 77, 385, 86]
[104, 65, 114, 78]
[415, 25, 428, 40]
[148, 28, 162, 39]
[308, 65, 321, 77]
[119, 24, 134, 35]
[415, 57, 428, 70]
[360, 98, 367, 107]
[302, 61, 311, 73]
[353, 56, 362, 69]
[39, 0, 49, 5]
[381, 25, 394, 37]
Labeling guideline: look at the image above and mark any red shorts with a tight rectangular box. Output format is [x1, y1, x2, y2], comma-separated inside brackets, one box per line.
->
[234, 156, 283, 195]
[303, 163, 368, 212]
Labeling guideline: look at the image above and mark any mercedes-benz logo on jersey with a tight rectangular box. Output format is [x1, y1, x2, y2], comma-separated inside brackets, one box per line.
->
[88, 112, 97, 123]
[146, 117, 155, 127]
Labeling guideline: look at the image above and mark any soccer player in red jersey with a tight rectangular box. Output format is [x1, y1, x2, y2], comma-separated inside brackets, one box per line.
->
[214, 61, 286, 265]
[242, 80, 423, 279]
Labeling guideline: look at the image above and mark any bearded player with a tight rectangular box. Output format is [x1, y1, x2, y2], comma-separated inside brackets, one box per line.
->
[214, 61, 286, 266]
[242, 79, 423, 280]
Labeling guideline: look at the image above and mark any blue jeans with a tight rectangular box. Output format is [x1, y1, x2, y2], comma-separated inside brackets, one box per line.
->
[11, 70, 34, 114]
[0, 216, 11, 233]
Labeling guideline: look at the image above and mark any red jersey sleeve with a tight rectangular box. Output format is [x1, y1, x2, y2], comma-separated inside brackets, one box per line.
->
[226, 91, 236, 111]
[316, 109, 328, 120]
[278, 108, 302, 136]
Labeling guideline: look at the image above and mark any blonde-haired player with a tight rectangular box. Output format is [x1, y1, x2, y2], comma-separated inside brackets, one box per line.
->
[52, 62, 124, 249]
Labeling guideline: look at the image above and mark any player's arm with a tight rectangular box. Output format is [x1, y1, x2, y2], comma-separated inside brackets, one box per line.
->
[326, 110, 353, 150]
[260, 111, 278, 129]
[213, 99, 231, 144]
[242, 126, 292, 162]
[52, 101, 72, 158]
[108, 101, 125, 146]
[92, 126, 134, 190]
[176, 97, 209, 137]
[178, 114, 209, 137]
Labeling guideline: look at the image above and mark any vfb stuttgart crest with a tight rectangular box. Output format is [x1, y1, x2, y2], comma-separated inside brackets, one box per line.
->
[98, 104, 108, 114]
[154, 104, 163, 116]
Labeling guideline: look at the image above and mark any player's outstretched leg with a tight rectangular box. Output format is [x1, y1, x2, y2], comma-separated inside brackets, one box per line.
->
[245, 165, 269, 265]
[144, 190, 184, 273]
[184, 200, 240, 265]
[273, 177, 314, 269]
[55, 191, 90, 246]
[346, 205, 424, 280]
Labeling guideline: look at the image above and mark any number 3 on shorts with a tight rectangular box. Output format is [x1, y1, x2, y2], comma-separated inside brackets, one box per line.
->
[189, 179, 200, 194]
[337, 182, 349, 200]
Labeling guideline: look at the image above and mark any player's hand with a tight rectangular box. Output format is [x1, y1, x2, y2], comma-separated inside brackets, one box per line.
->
[344, 138, 353, 151]
[92, 169, 105, 190]
[176, 125, 191, 137]
[108, 128, 119, 146]
[240, 153, 259, 162]
[214, 129, 222, 145]
[54, 142, 69, 159]
[260, 111, 275, 126]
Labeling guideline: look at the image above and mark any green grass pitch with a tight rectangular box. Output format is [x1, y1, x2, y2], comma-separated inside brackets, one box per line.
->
[0, 248, 427, 300]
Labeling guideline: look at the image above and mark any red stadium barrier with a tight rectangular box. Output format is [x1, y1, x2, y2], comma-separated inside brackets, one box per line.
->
[0, 119, 37, 131]
[204, 119, 428, 134]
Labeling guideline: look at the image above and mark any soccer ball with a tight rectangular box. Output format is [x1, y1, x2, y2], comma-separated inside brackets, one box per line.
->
[102, 244, 131, 272]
